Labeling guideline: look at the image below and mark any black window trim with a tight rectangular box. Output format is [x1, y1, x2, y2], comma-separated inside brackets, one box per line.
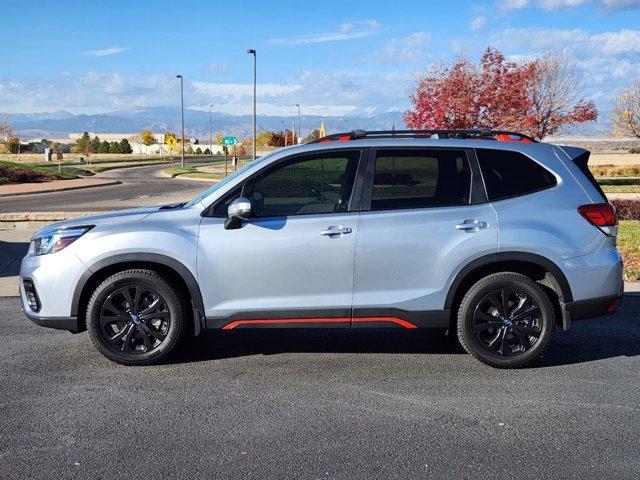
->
[202, 147, 368, 218]
[361, 146, 486, 212]
[474, 147, 559, 203]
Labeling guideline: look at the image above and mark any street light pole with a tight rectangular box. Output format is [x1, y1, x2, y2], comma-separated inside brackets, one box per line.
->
[295, 104, 301, 144]
[209, 104, 214, 159]
[281, 120, 286, 147]
[247, 48, 256, 161]
[176, 74, 185, 167]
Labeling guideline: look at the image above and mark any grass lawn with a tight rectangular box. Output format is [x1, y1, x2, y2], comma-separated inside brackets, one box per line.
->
[619, 220, 640, 281]
[162, 164, 223, 181]
[598, 177, 640, 194]
[0, 160, 79, 184]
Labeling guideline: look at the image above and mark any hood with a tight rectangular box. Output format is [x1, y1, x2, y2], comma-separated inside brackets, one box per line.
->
[34, 205, 168, 236]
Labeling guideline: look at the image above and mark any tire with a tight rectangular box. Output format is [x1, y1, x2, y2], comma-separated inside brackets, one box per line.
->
[457, 272, 555, 368]
[86, 269, 187, 366]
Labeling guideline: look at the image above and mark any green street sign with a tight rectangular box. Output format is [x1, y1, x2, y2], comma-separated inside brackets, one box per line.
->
[222, 136, 237, 146]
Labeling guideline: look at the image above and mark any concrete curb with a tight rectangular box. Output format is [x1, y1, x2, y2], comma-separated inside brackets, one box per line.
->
[0, 212, 100, 230]
[0, 180, 121, 198]
[159, 169, 218, 182]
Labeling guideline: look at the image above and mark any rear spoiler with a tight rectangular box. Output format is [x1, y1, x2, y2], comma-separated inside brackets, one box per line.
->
[556, 145, 607, 202]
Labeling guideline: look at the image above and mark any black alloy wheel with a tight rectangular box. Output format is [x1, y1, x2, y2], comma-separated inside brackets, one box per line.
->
[87, 269, 186, 365]
[457, 272, 555, 368]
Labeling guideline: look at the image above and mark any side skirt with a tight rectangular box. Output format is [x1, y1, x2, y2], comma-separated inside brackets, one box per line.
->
[206, 309, 450, 330]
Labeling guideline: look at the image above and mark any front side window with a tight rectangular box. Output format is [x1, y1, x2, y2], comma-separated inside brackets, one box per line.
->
[370, 149, 472, 210]
[476, 148, 557, 201]
[212, 151, 360, 217]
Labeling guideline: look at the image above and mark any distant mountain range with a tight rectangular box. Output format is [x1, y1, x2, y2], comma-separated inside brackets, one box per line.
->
[6, 107, 405, 141]
[5, 106, 612, 140]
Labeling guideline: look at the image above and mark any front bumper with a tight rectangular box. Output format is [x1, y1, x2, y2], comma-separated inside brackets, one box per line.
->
[19, 248, 89, 332]
[22, 308, 80, 332]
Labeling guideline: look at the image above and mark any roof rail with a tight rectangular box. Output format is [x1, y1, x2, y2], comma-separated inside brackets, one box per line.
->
[310, 129, 537, 144]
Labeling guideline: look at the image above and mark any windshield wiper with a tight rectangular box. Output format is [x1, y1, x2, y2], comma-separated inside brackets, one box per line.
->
[159, 202, 186, 210]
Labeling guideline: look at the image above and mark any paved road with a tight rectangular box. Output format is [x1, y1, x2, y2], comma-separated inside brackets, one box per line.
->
[1, 294, 639, 479]
[0, 161, 214, 213]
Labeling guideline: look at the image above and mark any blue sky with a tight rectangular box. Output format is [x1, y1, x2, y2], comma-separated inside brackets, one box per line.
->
[3, 0, 640, 122]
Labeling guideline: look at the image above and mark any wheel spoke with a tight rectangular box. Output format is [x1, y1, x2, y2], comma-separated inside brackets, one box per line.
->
[132, 287, 142, 314]
[139, 322, 166, 341]
[121, 324, 135, 352]
[511, 326, 531, 350]
[501, 288, 512, 317]
[122, 288, 135, 314]
[486, 328, 503, 350]
[513, 324, 541, 337]
[496, 327, 509, 356]
[102, 298, 129, 321]
[512, 306, 541, 322]
[474, 322, 500, 335]
[475, 310, 499, 323]
[487, 294, 503, 315]
[140, 297, 161, 316]
[140, 310, 170, 321]
[137, 324, 153, 351]
[107, 324, 129, 343]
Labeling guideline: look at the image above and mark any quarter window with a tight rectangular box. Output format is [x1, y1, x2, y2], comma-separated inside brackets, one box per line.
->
[370, 149, 471, 210]
[476, 149, 557, 201]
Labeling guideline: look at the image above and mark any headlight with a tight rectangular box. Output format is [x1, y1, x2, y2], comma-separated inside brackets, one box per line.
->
[28, 226, 93, 256]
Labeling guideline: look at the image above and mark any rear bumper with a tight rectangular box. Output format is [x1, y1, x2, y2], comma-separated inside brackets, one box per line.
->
[564, 289, 623, 323]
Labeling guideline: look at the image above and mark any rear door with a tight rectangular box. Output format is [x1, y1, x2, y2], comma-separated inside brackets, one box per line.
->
[352, 147, 498, 328]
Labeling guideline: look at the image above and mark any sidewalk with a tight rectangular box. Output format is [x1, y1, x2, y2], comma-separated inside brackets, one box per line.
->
[0, 177, 120, 197]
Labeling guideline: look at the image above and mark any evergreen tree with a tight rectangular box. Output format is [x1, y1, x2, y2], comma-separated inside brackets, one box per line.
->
[119, 138, 133, 154]
[90, 135, 101, 153]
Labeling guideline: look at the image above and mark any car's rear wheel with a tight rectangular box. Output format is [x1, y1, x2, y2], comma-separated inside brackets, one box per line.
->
[457, 272, 555, 368]
[86, 269, 187, 365]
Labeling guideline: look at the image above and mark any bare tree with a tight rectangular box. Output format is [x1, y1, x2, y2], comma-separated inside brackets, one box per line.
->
[0, 114, 15, 143]
[527, 53, 597, 140]
[613, 80, 640, 138]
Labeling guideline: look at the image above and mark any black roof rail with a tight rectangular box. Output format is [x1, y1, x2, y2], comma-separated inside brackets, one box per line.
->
[310, 129, 537, 144]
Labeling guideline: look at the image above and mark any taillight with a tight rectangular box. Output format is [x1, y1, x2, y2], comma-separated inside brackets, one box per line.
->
[578, 203, 618, 236]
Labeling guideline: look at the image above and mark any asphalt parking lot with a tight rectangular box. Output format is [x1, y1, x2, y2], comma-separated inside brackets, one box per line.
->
[1, 295, 639, 480]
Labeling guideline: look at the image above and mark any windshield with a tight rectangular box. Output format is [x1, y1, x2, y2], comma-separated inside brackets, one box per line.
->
[184, 152, 277, 208]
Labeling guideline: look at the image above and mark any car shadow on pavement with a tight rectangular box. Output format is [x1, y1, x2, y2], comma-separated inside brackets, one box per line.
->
[173, 294, 640, 366]
[0, 239, 29, 278]
[177, 329, 465, 364]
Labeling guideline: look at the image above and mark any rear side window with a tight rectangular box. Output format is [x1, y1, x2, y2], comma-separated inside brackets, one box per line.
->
[476, 149, 557, 201]
[370, 149, 471, 210]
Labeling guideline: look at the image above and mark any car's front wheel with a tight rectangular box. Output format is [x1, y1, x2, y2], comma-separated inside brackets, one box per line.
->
[86, 269, 187, 365]
[457, 272, 555, 368]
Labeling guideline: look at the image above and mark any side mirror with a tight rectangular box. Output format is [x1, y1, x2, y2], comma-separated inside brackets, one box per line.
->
[224, 197, 252, 230]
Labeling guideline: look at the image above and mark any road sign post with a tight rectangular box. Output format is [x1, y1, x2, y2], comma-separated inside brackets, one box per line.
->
[222, 137, 237, 176]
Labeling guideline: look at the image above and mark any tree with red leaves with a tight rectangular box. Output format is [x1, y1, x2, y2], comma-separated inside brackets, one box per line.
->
[404, 47, 597, 140]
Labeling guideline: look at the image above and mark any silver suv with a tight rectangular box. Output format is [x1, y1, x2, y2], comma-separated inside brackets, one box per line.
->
[20, 129, 624, 368]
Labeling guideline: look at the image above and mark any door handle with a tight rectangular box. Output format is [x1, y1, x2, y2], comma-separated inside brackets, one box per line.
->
[456, 219, 488, 232]
[320, 226, 352, 236]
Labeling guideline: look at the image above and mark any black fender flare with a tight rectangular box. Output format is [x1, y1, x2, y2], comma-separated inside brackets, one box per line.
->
[444, 251, 573, 310]
[71, 253, 206, 335]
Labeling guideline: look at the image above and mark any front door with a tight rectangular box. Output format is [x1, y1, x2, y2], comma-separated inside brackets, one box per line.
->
[197, 149, 363, 329]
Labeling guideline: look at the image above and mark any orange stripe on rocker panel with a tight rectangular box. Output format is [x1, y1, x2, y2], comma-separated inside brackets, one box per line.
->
[221, 317, 350, 330]
[352, 317, 418, 329]
[221, 316, 417, 330]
